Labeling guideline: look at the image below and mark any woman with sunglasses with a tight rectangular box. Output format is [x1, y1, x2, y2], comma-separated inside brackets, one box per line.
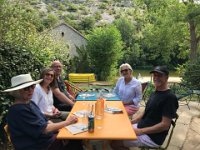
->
[3, 74, 79, 150]
[32, 67, 69, 122]
[114, 63, 142, 115]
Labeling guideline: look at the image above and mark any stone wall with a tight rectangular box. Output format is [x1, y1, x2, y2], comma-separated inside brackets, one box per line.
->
[50, 23, 87, 57]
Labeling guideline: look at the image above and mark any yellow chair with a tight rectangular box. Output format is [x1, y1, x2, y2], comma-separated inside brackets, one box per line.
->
[4, 125, 10, 142]
[4, 124, 13, 149]
[68, 73, 96, 83]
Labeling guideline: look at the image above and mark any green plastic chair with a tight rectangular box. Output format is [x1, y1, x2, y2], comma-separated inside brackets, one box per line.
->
[170, 83, 193, 109]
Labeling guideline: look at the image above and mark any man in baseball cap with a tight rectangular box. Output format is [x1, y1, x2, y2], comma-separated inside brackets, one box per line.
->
[150, 66, 169, 76]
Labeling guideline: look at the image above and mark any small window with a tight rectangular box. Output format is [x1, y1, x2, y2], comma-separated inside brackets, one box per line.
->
[61, 32, 64, 37]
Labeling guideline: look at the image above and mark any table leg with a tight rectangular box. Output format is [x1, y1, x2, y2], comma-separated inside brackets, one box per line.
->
[83, 140, 110, 150]
[83, 140, 93, 150]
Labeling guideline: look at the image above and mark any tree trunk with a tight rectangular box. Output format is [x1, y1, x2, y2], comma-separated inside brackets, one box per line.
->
[188, 19, 198, 61]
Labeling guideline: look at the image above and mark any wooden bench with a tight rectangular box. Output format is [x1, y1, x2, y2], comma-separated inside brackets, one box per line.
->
[68, 73, 96, 83]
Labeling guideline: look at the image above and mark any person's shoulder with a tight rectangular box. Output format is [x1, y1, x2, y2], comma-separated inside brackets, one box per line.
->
[8, 103, 28, 114]
[59, 75, 65, 81]
[167, 89, 176, 97]
[131, 77, 141, 85]
[117, 76, 124, 82]
[35, 84, 41, 91]
[33, 84, 43, 95]
[165, 89, 178, 102]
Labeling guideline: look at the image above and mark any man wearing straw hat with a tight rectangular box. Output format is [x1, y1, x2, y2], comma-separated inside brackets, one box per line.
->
[3, 74, 82, 150]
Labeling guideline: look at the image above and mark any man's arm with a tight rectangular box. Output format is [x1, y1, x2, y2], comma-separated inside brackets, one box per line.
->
[67, 93, 75, 101]
[131, 111, 144, 124]
[134, 116, 171, 135]
[52, 87, 74, 106]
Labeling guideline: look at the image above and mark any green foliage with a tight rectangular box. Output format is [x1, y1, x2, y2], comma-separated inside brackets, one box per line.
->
[56, 2, 66, 11]
[67, 3, 78, 12]
[0, 0, 69, 126]
[113, 17, 142, 66]
[86, 25, 123, 80]
[141, 0, 189, 67]
[79, 16, 96, 32]
[71, 46, 92, 73]
[42, 13, 59, 28]
[47, 4, 55, 12]
[184, 0, 200, 61]
[114, 17, 135, 48]
[94, 11, 102, 20]
[143, 82, 154, 103]
[181, 58, 200, 89]
[99, 3, 107, 9]
[169, 83, 192, 99]
[13, 0, 194, 69]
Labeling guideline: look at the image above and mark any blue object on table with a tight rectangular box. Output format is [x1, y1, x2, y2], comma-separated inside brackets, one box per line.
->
[75, 91, 120, 101]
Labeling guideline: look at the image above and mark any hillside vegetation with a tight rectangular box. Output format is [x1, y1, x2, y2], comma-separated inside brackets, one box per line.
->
[27, 0, 142, 34]
[1, 1, 200, 144]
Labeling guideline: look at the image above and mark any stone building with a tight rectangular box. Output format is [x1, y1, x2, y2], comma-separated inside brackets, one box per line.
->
[50, 22, 87, 57]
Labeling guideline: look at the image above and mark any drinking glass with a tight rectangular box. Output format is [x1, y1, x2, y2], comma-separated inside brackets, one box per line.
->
[95, 116, 103, 129]
[81, 92, 86, 106]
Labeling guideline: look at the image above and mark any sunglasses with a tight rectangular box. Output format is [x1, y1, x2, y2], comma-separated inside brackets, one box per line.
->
[23, 84, 35, 91]
[52, 65, 62, 68]
[121, 69, 130, 73]
[45, 73, 54, 77]
[152, 73, 165, 78]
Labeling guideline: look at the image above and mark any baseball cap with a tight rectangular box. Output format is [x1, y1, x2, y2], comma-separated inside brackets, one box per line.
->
[150, 66, 169, 76]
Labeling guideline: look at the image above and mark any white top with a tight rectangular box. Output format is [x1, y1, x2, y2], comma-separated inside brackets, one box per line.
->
[114, 77, 142, 106]
[32, 84, 54, 115]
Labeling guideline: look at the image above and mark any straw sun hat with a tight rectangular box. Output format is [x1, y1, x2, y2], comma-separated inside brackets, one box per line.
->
[3, 74, 43, 92]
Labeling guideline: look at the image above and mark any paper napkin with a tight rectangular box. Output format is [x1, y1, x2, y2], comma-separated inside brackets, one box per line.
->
[104, 106, 123, 114]
[66, 123, 88, 134]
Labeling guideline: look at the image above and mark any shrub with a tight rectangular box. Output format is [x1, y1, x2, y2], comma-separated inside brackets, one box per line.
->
[0, 0, 69, 126]
[42, 13, 59, 28]
[181, 59, 200, 89]
[79, 16, 95, 31]
[86, 25, 123, 80]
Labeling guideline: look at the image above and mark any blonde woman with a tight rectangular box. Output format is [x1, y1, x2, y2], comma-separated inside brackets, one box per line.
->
[114, 63, 142, 115]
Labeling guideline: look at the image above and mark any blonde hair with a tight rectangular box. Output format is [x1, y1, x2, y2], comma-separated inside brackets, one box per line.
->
[119, 63, 133, 75]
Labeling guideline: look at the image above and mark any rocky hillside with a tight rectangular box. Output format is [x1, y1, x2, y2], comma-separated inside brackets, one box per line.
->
[28, 0, 140, 34]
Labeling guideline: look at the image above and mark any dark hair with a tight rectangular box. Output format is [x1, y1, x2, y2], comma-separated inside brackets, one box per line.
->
[40, 67, 56, 88]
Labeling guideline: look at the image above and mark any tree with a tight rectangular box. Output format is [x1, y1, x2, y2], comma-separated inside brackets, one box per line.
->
[182, 0, 200, 61]
[0, 0, 69, 126]
[113, 17, 143, 66]
[142, 0, 189, 67]
[181, 58, 200, 89]
[86, 25, 123, 80]
[42, 13, 59, 28]
[71, 46, 92, 73]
